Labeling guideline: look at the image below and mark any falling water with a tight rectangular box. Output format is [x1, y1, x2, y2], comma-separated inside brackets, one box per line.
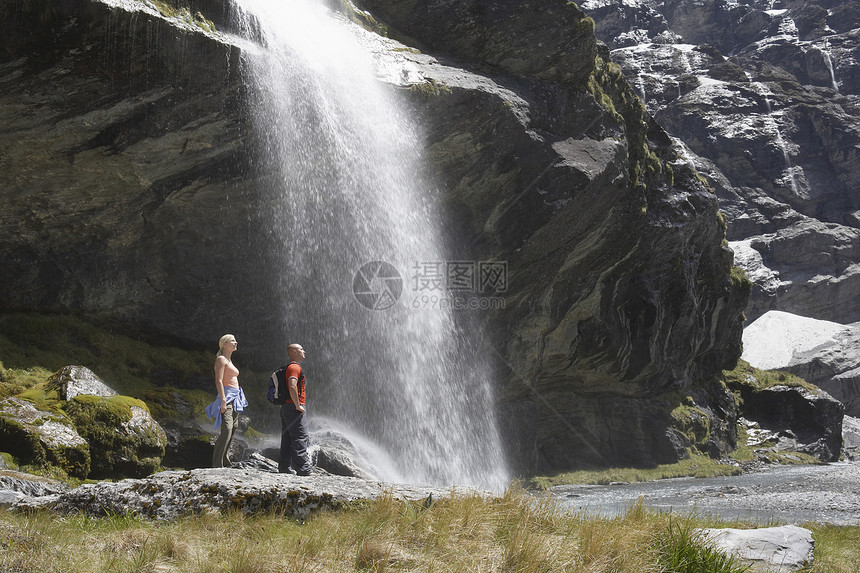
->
[752, 82, 801, 196]
[821, 44, 840, 92]
[229, 0, 509, 491]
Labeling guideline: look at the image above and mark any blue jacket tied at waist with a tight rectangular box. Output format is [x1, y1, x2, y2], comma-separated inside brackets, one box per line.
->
[205, 387, 248, 430]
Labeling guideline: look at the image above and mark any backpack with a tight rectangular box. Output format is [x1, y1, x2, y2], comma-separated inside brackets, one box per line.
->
[267, 361, 299, 405]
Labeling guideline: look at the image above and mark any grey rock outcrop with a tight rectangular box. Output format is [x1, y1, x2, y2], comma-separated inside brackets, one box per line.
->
[727, 381, 843, 462]
[584, 0, 860, 326]
[0, 470, 69, 497]
[13, 467, 485, 520]
[0, 397, 90, 478]
[842, 415, 860, 459]
[584, 1, 860, 444]
[0, 0, 748, 474]
[46, 365, 117, 400]
[374, 0, 748, 472]
[742, 310, 860, 417]
[700, 525, 814, 572]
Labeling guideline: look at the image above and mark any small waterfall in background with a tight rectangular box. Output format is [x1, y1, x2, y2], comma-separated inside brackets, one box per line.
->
[229, 0, 509, 491]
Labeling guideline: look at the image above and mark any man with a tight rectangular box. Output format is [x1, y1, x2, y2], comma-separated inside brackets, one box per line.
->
[279, 343, 313, 476]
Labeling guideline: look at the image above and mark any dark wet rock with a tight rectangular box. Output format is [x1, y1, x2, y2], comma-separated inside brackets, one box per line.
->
[12, 467, 486, 520]
[46, 365, 117, 401]
[0, 397, 90, 478]
[742, 311, 860, 417]
[355, 0, 597, 87]
[728, 383, 843, 462]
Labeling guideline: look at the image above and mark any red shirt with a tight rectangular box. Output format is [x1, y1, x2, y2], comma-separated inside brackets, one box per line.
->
[286, 362, 305, 405]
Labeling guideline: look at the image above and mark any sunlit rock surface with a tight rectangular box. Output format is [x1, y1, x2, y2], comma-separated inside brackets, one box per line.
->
[701, 525, 814, 573]
[46, 365, 118, 400]
[743, 310, 860, 416]
[13, 467, 484, 520]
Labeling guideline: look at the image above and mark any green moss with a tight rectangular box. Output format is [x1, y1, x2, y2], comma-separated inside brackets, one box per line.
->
[0, 416, 45, 466]
[140, 386, 211, 424]
[724, 359, 817, 393]
[0, 312, 211, 397]
[529, 452, 741, 489]
[730, 266, 752, 297]
[408, 78, 452, 98]
[586, 54, 676, 193]
[0, 452, 16, 469]
[671, 404, 711, 447]
[64, 395, 164, 479]
[0, 364, 53, 399]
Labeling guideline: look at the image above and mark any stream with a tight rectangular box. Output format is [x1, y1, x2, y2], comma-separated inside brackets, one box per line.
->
[546, 462, 860, 526]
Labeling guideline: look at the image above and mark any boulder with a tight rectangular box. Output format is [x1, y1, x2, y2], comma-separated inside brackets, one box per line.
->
[842, 415, 860, 461]
[0, 469, 69, 496]
[63, 395, 167, 478]
[0, 397, 90, 478]
[46, 365, 117, 400]
[742, 311, 860, 417]
[727, 380, 843, 462]
[700, 525, 814, 572]
[313, 446, 375, 481]
[13, 467, 486, 520]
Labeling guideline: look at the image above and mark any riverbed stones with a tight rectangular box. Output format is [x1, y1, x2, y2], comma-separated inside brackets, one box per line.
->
[700, 525, 814, 573]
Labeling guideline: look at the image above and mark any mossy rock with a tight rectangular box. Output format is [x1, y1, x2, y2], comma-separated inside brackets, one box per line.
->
[0, 396, 90, 478]
[63, 395, 167, 479]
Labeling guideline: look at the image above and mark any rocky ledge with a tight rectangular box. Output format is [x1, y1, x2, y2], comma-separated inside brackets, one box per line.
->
[7, 466, 483, 521]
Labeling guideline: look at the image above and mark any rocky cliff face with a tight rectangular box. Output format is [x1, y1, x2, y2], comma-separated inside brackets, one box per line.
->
[0, 0, 747, 475]
[581, 0, 860, 425]
[582, 0, 860, 323]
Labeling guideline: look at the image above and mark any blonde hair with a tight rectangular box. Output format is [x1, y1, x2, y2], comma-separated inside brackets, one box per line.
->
[217, 334, 236, 356]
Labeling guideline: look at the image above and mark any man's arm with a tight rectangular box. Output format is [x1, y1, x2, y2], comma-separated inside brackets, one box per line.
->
[288, 377, 305, 413]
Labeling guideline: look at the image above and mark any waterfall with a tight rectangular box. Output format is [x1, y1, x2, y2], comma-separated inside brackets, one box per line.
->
[752, 82, 801, 197]
[229, 0, 509, 491]
[821, 43, 839, 92]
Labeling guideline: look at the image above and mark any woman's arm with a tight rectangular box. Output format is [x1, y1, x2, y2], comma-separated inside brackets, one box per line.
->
[214, 356, 228, 414]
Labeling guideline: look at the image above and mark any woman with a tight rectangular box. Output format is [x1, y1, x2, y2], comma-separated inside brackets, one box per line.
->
[205, 334, 248, 468]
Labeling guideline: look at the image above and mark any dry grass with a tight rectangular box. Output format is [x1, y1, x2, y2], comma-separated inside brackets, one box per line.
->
[0, 488, 856, 572]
